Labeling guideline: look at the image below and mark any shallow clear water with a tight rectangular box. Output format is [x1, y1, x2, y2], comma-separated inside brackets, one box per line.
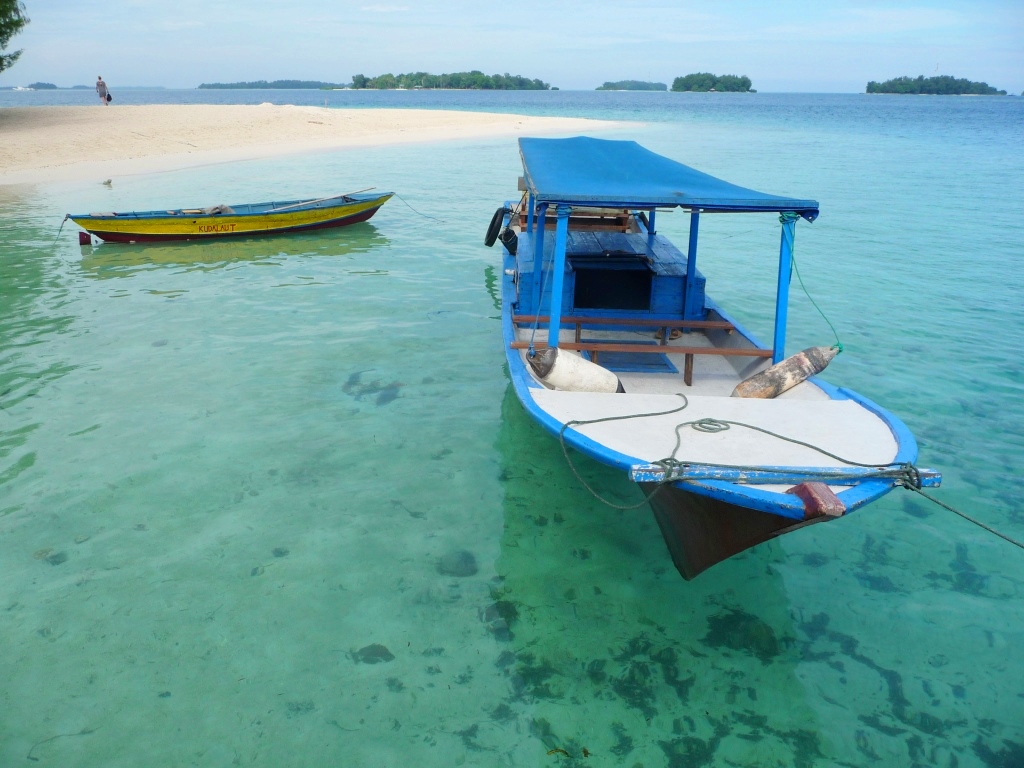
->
[1, 94, 1022, 766]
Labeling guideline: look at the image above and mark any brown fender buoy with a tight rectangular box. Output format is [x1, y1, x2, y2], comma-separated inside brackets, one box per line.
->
[731, 346, 838, 399]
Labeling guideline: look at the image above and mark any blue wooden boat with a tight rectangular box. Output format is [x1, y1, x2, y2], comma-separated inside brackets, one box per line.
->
[488, 137, 940, 579]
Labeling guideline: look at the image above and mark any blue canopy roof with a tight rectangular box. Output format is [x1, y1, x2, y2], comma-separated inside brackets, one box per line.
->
[519, 137, 819, 221]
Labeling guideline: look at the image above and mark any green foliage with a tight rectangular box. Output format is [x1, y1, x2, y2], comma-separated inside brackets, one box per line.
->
[671, 73, 753, 92]
[866, 75, 1006, 95]
[596, 80, 667, 91]
[351, 71, 550, 90]
[0, 0, 29, 73]
[27, 81, 55, 89]
[198, 79, 346, 89]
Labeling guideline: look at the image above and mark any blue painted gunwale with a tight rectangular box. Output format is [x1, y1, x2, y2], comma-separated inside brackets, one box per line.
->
[500, 208, 919, 521]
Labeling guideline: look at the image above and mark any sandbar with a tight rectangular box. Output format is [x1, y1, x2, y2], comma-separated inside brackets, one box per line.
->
[0, 104, 623, 185]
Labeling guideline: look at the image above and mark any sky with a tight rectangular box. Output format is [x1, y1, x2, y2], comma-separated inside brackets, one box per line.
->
[1, 0, 1021, 93]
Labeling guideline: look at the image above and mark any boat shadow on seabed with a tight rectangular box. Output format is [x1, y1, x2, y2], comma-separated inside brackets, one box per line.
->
[77, 224, 390, 279]
[482, 382, 997, 767]
[487, 382, 823, 765]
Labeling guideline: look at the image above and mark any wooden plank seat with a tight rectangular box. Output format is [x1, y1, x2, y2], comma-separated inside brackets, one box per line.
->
[510, 316, 772, 386]
[513, 315, 736, 333]
[508, 341, 771, 356]
[518, 207, 633, 232]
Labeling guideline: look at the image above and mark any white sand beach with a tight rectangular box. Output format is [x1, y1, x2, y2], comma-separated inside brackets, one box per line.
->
[0, 104, 621, 185]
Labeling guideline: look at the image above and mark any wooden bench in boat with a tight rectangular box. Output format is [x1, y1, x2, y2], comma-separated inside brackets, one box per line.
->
[518, 207, 635, 233]
[511, 315, 773, 385]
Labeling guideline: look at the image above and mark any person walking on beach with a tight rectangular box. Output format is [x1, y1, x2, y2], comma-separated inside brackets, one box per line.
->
[96, 76, 109, 105]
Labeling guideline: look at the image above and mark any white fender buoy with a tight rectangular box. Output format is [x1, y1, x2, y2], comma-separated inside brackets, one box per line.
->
[731, 346, 838, 399]
[528, 347, 624, 393]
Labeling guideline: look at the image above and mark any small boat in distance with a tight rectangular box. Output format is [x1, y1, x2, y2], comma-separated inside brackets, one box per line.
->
[489, 137, 940, 580]
[69, 189, 393, 243]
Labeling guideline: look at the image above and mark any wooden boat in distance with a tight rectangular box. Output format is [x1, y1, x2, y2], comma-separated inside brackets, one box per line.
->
[490, 137, 940, 580]
[69, 190, 393, 243]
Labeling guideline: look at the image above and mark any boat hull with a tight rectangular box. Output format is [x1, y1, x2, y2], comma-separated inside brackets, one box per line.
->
[640, 482, 829, 580]
[70, 193, 391, 243]
[78, 205, 383, 243]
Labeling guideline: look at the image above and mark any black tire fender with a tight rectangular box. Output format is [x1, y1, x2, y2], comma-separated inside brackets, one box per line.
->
[484, 207, 508, 247]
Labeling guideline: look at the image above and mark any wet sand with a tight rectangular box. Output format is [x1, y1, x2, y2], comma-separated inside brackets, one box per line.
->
[0, 104, 621, 185]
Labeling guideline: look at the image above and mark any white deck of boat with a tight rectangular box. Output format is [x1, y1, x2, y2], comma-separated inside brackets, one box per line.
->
[528, 390, 898, 469]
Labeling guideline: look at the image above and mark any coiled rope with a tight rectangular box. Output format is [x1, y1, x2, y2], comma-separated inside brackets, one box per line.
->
[556, 393, 1024, 550]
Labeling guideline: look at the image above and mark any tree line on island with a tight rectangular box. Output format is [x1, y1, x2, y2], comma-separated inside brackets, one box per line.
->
[199, 71, 756, 92]
[199, 72, 552, 90]
[352, 72, 550, 90]
[671, 73, 754, 92]
[866, 75, 1007, 95]
[71, 72, 1012, 97]
[595, 74, 755, 92]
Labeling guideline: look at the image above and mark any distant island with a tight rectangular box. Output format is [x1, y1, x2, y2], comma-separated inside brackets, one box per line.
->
[672, 73, 754, 92]
[596, 80, 666, 91]
[351, 71, 550, 90]
[866, 75, 1006, 95]
[27, 82, 58, 89]
[199, 80, 345, 89]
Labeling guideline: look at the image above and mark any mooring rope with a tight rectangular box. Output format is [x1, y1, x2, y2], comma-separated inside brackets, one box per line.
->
[556, 393, 1023, 549]
[791, 251, 843, 353]
[899, 484, 1024, 550]
[391, 192, 446, 223]
[523, 203, 550, 357]
[52, 215, 70, 246]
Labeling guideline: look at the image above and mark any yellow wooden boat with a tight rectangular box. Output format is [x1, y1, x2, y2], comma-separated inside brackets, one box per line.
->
[69, 190, 392, 243]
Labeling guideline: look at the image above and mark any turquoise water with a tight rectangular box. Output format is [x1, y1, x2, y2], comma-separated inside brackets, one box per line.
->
[1, 94, 1022, 766]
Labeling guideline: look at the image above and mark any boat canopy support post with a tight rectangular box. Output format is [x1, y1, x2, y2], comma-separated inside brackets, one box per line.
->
[531, 202, 548, 316]
[547, 205, 571, 348]
[647, 209, 657, 246]
[773, 212, 798, 364]
[683, 209, 701, 320]
[526, 192, 535, 233]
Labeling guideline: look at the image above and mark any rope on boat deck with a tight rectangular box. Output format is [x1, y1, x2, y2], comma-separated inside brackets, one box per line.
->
[557, 394, 924, 510]
[557, 393, 1024, 550]
[557, 395, 692, 510]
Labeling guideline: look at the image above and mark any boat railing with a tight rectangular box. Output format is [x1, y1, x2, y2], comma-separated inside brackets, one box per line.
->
[510, 314, 772, 385]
